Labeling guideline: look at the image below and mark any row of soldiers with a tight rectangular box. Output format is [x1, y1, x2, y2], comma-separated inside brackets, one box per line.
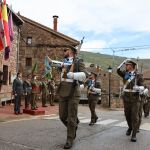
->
[13, 73, 56, 115]
[24, 74, 56, 109]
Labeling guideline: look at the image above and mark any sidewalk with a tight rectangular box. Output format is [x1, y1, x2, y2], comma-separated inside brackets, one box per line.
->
[0, 102, 59, 122]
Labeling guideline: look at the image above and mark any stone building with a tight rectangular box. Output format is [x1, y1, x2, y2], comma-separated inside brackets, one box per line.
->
[143, 70, 150, 90]
[0, 8, 23, 104]
[18, 15, 80, 79]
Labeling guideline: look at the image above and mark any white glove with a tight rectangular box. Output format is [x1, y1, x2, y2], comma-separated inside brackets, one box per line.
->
[67, 72, 74, 79]
[73, 72, 86, 82]
[80, 84, 84, 89]
[133, 85, 144, 92]
[92, 88, 101, 94]
[133, 85, 140, 91]
[143, 88, 149, 95]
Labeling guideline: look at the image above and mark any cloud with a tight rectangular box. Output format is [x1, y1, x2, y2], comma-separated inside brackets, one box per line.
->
[7, 0, 150, 58]
[81, 39, 107, 53]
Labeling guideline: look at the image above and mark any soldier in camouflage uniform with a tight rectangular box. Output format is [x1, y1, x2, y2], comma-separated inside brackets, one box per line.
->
[85, 72, 101, 126]
[23, 74, 32, 109]
[47, 79, 56, 106]
[31, 75, 40, 110]
[142, 86, 150, 118]
[117, 59, 144, 142]
[41, 76, 48, 107]
[56, 47, 88, 149]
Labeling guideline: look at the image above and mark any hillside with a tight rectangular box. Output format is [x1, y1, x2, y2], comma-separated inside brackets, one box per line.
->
[78, 51, 150, 72]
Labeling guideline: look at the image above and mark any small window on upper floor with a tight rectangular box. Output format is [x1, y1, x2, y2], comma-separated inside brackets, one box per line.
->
[3, 65, 8, 85]
[26, 58, 32, 67]
[27, 37, 32, 45]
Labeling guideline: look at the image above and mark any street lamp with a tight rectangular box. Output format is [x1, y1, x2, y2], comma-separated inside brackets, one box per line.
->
[107, 66, 112, 107]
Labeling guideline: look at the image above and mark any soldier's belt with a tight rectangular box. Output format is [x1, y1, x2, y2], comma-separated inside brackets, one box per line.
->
[123, 89, 137, 93]
[61, 78, 74, 82]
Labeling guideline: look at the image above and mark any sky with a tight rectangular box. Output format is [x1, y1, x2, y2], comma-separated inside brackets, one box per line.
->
[6, 0, 150, 59]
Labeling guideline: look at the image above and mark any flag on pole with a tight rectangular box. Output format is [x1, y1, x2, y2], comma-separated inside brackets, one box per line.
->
[8, 10, 14, 41]
[2, 0, 10, 59]
[31, 62, 38, 75]
[0, 3, 4, 51]
[43, 56, 52, 79]
[2, 0, 10, 47]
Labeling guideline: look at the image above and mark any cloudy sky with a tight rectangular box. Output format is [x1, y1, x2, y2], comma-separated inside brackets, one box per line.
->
[7, 0, 150, 59]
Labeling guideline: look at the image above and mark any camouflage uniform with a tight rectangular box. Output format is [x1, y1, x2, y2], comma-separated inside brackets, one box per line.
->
[58, 57, 87, 148]
[23, 79, 32, 109]
[31, 77, 40, 110]
[117, 60, 144, 142]
[41, 80, 48, 107]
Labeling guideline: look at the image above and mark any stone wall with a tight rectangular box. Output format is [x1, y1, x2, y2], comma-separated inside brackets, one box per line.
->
[19, 20, 78, 80]
[0, 23, 19, 101]
[100, 71, 123, 108]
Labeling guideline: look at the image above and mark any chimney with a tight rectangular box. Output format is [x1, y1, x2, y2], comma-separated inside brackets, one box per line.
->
[53, 15, 59, 31]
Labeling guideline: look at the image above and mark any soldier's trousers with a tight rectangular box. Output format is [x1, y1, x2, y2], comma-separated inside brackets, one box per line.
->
[59, 96, 80, 143]
[143, 101, 150, 117]
[138, 101, 143, 129]
[25, 94, 31, 109]
[42, 93, 47, 106]
[14, 94, 22, 113]
[123, 101, 141, 136]
[88, 94, 98, 123]
[31, 93, 38, 109]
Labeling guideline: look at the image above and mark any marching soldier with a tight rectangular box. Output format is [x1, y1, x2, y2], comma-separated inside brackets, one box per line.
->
[142, 86, 150, 118]
[23, 74, 32, 109]
[85, 72, 101, 126]
[117, 59, 144, 142]
[138, 85, 149, 132]
[52, 47, 88, 149]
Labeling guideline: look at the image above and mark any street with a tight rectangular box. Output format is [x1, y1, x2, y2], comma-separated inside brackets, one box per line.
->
[0, 105, 150, 150]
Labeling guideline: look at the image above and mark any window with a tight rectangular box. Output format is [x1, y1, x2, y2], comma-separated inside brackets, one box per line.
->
[27, 37, 32, 45]
[26, 58, 32, 67]
[3, 65, 8, 85]
[9, 71, 12, 84]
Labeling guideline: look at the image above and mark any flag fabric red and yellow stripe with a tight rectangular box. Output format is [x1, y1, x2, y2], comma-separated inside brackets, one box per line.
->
[2, 0, 10, 47]
[0, 4, 4, 51]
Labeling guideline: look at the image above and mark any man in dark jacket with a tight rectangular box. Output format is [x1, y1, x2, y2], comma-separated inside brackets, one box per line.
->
[117, 59, 144, 142]
[13, 72, 24, 115]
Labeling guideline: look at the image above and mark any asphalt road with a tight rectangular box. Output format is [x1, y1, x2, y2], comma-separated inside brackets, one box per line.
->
[0, 105, 150, 150]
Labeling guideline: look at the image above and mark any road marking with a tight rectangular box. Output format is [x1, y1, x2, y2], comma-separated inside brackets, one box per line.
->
[96, 119, 118, 125]
[80, 118, 91, 123]
[78, 116, 87, 119]
[114, 121, 128, 127]
[140, 123, 150, 131]
[43, 116, 59, 120]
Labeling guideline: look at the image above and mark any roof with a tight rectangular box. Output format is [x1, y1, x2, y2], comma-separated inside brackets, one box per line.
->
[19, 15, 80, 46]
[7, 5, 24, 26]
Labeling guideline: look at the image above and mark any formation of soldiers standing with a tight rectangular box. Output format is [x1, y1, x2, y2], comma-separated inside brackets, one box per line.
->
[12, 73, 56, 114]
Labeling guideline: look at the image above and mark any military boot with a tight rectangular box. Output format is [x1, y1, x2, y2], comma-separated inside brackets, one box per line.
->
[63, 141, 73, 149]
[126, 128, 132, 136]
[131, 131, 137, 142]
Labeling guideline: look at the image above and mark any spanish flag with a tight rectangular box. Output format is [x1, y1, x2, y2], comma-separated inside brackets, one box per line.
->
[0, 3, 4, 51]
[2, 0, 10, 59]
[2, 0, 10, 47]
